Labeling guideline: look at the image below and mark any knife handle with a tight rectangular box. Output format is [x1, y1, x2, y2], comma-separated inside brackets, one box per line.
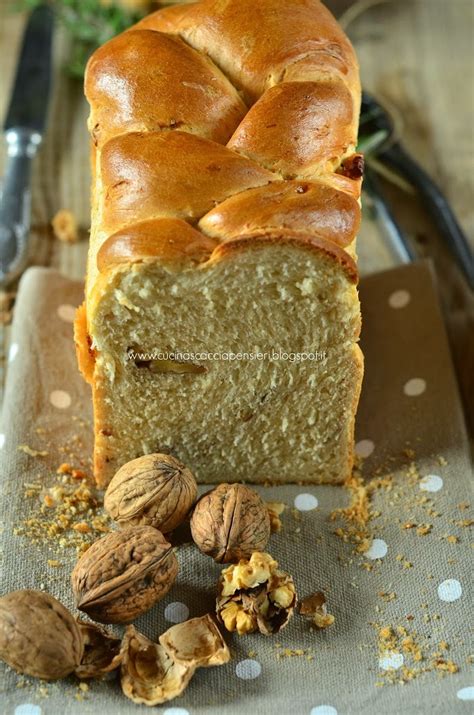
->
[0, 127, 42, 285]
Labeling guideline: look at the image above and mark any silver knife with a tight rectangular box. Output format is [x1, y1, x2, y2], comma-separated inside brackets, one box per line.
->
[0, 5, 54, 287]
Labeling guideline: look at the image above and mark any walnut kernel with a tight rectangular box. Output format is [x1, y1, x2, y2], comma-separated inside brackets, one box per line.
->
[216, 552, 296, 635]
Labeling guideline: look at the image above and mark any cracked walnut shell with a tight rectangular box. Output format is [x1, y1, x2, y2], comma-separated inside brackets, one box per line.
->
[104, 453, 197, 533]
[121, 625, 194, 706]
[190, 483, 271, 562]
[298, 592, 335, 629]
[71, 525, 178, 623]
[121, 616, 229, 706]
[159, 614, 230, 668]
[216, 552, 296, 635]
[0, 590, 83, 680]
[75, 619, 123, 679]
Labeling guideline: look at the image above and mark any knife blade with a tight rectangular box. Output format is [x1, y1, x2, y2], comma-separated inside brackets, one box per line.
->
[4, 5, 54, 133]
[0, 5, 54, 287]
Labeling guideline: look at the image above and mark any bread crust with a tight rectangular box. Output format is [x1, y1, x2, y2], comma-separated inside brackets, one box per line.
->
[97, 218, 218, 272]
[135, 0, 360, 103]
[100, 131, 276, 236]
[227, 81, 357, 177]
[86, 30, 246, 148]
[74, 302, 95, 385]
[210, 232, 358, 284]
[199, 180, 361, 247]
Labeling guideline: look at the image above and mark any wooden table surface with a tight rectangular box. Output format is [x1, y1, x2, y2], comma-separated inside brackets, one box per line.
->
[1, 0, 473, 431]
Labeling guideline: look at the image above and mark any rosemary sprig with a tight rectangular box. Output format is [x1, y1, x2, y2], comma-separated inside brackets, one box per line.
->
[20, 0, 148, 77]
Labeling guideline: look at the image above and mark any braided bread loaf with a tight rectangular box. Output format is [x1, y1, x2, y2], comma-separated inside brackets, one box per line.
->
[75, 0, 364, 487]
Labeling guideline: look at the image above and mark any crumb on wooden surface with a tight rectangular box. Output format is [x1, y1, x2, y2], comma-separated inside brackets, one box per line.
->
[51, 209, 78, 243]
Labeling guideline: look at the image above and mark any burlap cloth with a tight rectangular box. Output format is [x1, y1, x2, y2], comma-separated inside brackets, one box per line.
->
[0, 260, 472, 715]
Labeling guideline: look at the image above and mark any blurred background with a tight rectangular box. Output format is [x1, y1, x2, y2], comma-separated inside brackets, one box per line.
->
[0, 0, 473, 423]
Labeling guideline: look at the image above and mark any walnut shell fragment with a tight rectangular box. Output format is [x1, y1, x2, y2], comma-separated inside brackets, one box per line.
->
[71, 526, 178, 623]
[217, 552, 297, 636]
[104, 453, 197, 533]
[121, 625, 194, 706]
[159, 614, 230, 667]
[298, 592, 335, 629]
[0, 590, 83, 680]
[75, 619, 123, 678]
[191, 483, 271, 563]
[266, 501, 286, 532]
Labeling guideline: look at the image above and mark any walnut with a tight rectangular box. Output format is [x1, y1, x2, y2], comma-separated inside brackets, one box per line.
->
[216, 552, 297, 635]
[51, 209, 78, 243]
[121, 615, 230, 706]
[266, 501, 285, 532]
[121, 625, 194, 706]
[190, 483, 271, 562]
[298, 592, 335, 629]
[104, 453, 197, 534]
[71, 525, 178, 623]
[159, 614, 230, 667]
[0, 590, 83, 680]
[75, 619, 123, 679]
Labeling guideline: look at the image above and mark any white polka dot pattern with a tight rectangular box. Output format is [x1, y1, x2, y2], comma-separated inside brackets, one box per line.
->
[457, 686, 474, 701]
[164, 601, 189, 623]
[437, 579, 462, 602]
[8, 343, 19, 362]
[294, 493, 318, 511]
[163, 708, 191, 715]
[0, 434, 5, 449]
[388, 289, 411, 308]
[49, 390, 72, 409]
[403, 378, 426, 396]
[14, 705, 42, 715]
[379, 652, 404, 670]
[310, 706, 338, 715]
[366, 539, 388, 560]
[235, 659, 262, 679]
[355, 439, 374, 458]
[419, 474, 443, 492]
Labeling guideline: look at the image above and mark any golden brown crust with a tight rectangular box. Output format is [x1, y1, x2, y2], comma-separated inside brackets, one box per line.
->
[227, 81, 356, 178]
[100, 131, 276, 236]
[74, 302, 95, 385]
[318, 168, 362, 200]
[92, 374, 120, 487]
[199, 180, 361, 247]
[136, 0, 359, 104]
[86, 30, 246, 148]
[347, 343, 364, 476]
[210, 232, 358, 284]
[97, 218, 218, 272]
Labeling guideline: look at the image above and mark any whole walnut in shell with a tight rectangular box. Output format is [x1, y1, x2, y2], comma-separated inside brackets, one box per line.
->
[104, 453, 197, 533]
[0, 590, 83, 680]
[71, 525, 178, 623]
[190, 483, 271, 563]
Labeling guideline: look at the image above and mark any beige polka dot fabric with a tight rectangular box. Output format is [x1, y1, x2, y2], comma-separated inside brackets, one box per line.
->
[0, 262, 472, 714]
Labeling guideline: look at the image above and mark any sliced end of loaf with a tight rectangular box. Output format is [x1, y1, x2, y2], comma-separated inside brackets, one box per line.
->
[86, 238, 362, 486]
